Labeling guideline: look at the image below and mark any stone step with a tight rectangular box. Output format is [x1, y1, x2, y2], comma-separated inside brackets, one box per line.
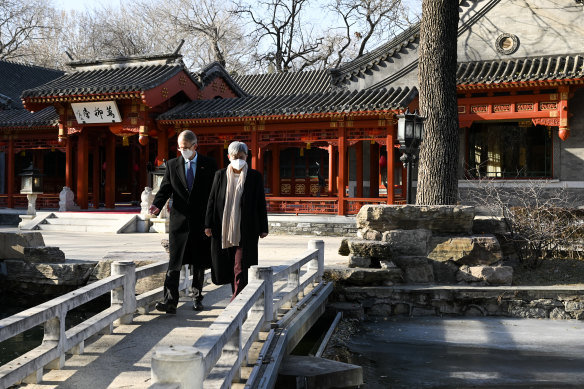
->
[36, 223, 116, 233]
[42, 218, 122, 226]
[276, 355, 363, 388]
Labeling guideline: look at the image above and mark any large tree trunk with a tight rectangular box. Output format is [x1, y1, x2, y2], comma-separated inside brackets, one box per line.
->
[416, 0, 460, 205]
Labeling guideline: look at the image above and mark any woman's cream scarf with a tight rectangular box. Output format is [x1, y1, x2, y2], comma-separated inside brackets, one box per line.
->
[221, 164, 248, 249]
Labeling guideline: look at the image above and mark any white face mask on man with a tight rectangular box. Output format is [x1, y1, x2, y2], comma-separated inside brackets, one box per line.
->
[230, 159, 246, 170]
[180, 148, 194, 160]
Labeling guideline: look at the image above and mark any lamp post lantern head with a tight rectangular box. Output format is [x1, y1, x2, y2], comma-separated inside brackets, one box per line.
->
[397, 108, 425, 150]
[151, 159, 167, 193]
[19, 163, 44, 194]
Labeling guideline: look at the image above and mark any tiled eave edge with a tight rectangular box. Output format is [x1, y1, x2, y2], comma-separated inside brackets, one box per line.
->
[457, 78, 584, 91]
[0, 125, 57, 131]
[157, 109, 403, 126]
[23, 91, 140, 106]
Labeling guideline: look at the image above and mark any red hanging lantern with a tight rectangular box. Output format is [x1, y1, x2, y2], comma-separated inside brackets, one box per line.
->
[379, 155, 387, 168]
[139, 134, 149, 146]
[558, 127, 570, 141]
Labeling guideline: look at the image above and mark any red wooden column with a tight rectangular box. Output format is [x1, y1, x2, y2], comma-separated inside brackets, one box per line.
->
[386, 125, 395, 204]
[105, 131, 116, 208]
[250, 129, 259, 170]
[65, 136, 74, 188]
[140, 140, 149, 190]
[370, 142, 379, 198]
[76, 130, 89, 209]
[338, 127, 346, 215]
[356, 141, 363, 198]
[257, 145, 264, 175]
[328, 144, 335, 195]
[92, 140, 100, 208]
[157, 127, 168, 165]
[272, 144, 280, 196]
[7, 135, 14, 208]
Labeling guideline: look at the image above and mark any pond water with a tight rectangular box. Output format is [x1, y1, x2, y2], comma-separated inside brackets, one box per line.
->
[346, 317, 584, 388]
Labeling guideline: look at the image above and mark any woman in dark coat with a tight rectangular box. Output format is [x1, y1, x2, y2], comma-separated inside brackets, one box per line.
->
[204, 141, 269, 300]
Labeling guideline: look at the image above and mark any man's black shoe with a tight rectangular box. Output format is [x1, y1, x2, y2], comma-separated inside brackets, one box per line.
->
[193, 301, 204, 311]
[155, 302, 177, 314]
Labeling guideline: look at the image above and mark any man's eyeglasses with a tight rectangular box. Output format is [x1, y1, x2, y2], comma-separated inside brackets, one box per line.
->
[178, 143, 196, 151]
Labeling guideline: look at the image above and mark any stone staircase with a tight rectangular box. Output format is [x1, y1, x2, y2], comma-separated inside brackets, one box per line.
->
[20, 212, 141, 233]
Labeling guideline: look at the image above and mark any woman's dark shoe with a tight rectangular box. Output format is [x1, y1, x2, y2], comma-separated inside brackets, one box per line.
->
[193, 301, 204, 311]
[155, 302, 177, 314]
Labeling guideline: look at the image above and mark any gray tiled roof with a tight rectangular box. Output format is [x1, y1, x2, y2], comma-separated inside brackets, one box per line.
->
[233, 70, 332, 96]
[330, 25, 420, 85]
[0, 60, 63, 108]
[457, 54, 584, 86]
[22, 64, 187, 99]
[194, 62, 247, 97]
[0, 106, 59, 128]
[158, 86, 417, 121]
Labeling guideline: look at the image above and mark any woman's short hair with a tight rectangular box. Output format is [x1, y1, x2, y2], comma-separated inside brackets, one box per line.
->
[228, 141, 248, 157]
[178, 130, 198, 145]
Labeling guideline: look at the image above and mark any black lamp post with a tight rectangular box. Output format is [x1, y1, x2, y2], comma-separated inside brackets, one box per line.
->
[397, 109, 424, 204]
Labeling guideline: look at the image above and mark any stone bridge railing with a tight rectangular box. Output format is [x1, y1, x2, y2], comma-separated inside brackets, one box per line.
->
[150, 239, 328, 389]
[0, 259, 198, 388]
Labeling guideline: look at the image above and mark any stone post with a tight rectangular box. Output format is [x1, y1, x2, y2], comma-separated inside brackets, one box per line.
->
[140, 187, 153, 215]
[43, 315, 66, 370]
[58, 186, 77, 212]
[250, 266, 274, 328]
[308, 239, 325, 283]
[111, 261, 136, 325]
[151, 345, 205, 389]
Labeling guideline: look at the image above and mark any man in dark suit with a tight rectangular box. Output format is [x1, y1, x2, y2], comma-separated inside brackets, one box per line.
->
[149, 130, 217, 313]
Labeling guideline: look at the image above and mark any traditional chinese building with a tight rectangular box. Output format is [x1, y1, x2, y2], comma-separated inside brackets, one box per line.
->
[2, 0, 584, 214]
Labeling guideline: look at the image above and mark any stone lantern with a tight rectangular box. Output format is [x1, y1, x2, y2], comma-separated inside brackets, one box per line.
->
[19, 163, 44, 216]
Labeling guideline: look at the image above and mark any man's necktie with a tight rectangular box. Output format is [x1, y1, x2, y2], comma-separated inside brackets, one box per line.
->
[187, 161, 194, 191]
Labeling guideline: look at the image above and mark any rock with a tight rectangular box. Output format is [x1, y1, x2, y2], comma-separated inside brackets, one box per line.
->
[356, 204, 475, 234]
[427, 235, 503, 266]
[564, 301, 584, 312]
[0, 231, 45, 259]
[368, 304, 392, 316]
[161, 239, 170, 254]
[572, 311, 584, 320]
[23, 246, 65, 263]
[509, 306, 548, 319]
[550, 308, 571, 320]
[3, 260, 95, 286]
[379, 260, 397, 269]
[529, 299, 563, 309]
[91, 251, 168, 294]
[457, 265, 513, 285]
[404, 264, 434, 283]
[431, 260, 459, 284]
[362, 229, 382, 241]
[324, 267, 403, 286]
[347, 239, 392, 259]
[338, 238, 350, 256]
[456, 266, 480, 283]
[472, 216, 508, 235]
[391, 256, 429, 268]
[382, 229, 431, 256]
[348, 255, 371, 268]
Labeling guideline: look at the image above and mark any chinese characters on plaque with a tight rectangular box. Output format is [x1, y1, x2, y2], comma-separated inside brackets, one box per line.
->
[71, 101, 122, 124]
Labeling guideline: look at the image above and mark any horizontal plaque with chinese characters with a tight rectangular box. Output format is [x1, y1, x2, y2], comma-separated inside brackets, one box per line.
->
[71, 101, 122, 124]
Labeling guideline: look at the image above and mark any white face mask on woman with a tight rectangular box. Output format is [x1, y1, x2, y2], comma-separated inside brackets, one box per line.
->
[180, 148, 194, 160]
[230, 159, 246, 170]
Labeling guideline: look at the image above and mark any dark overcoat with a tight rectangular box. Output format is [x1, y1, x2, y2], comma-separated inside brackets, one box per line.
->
[205, 168, 269, 285]
[152, 154, 217, 272]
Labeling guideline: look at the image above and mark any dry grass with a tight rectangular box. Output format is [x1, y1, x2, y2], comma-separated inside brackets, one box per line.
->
[513, 257, 584, 286]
